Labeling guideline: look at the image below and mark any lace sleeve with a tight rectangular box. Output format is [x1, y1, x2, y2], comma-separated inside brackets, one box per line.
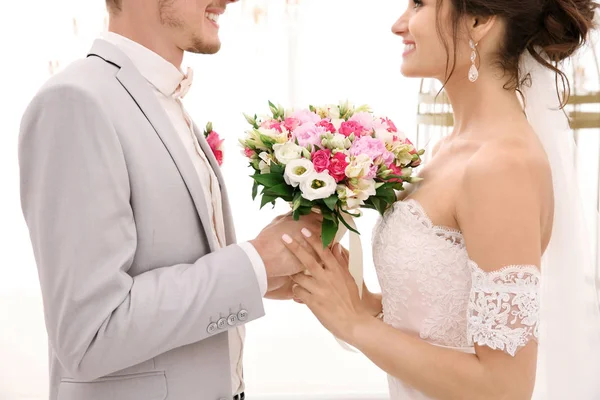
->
[467, 261, 541, 357]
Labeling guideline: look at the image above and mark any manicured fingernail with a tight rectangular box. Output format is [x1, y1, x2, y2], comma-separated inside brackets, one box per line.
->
[282, 234, 293, 244]
[301, 228, 312, 237]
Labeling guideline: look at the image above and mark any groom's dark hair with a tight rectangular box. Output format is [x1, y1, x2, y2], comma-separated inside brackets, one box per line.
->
[106, 0, 122, 14]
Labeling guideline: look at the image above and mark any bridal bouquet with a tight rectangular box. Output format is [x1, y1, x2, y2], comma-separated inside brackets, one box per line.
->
[240, 100, 424, 247]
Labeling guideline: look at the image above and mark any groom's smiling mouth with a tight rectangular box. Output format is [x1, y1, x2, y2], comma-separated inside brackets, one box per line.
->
[205, 9, 223, 28]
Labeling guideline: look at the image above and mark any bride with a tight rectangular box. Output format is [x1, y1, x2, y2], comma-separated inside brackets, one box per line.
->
[281, 0, 600, 398]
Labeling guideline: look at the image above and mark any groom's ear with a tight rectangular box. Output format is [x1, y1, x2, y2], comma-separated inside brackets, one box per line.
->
[468, 14, 497, 44]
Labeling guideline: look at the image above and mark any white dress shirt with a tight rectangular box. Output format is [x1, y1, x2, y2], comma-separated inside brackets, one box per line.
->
[101, 32, 266, 396]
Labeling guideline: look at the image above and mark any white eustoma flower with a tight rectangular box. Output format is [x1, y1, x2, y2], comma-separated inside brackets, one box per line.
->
[284, 159, 315, 187]
[273, 142, 303, 164]
[300, 171, 337, 201]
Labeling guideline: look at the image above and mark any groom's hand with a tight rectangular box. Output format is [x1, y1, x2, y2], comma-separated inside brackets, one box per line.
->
[250, 213, 322, 295]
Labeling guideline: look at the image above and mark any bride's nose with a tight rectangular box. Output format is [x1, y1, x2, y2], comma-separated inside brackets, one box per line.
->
[391, 14, 409, 36]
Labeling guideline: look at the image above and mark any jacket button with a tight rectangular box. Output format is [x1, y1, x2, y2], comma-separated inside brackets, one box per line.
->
[217, 317, 227, 329]
[237, 309, 248, 321]
[227, 314, 238, 326]
[207, 322, 218, 334]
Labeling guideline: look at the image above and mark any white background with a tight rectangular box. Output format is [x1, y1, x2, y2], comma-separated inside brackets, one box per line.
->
[0, 1, 598, 399]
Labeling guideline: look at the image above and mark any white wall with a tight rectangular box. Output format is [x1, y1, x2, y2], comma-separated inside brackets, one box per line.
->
[1, 1, 598, 400]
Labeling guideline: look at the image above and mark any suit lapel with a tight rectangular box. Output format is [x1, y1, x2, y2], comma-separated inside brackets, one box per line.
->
[88, 39, 219, 251]
[191, 123, 236, 245]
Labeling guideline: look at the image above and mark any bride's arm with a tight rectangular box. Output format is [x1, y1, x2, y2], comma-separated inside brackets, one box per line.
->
[286, 143, 550, 400]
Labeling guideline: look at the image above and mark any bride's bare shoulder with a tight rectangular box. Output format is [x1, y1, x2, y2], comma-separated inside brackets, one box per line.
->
[461, 126, 553, 213]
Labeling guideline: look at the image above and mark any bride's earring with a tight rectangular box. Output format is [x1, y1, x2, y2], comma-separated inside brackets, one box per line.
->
[468, 39, 479, 82]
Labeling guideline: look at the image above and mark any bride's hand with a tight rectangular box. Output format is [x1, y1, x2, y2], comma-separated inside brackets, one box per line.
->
[282, 228, 372, 344]
[332, 243, 383, 317]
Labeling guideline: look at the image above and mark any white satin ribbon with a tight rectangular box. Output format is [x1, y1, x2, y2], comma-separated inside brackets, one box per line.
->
[332, 211, 364, 352]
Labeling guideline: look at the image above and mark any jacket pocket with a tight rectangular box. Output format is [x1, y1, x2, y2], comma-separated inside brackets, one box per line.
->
[58, 371, 167, 400]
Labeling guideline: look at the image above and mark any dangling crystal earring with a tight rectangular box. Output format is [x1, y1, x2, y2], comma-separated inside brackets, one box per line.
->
[468, 39, 479, 82]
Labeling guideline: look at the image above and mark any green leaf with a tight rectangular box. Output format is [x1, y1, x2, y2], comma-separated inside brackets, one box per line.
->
[292, 191, 303, 211]
[336, 211, 360, 235]
[300, 197, 313, 207]
[376, 187, 396, 205]
[298, 205, 313, 216]
[260, 194, 277, 209]
[322, 211, 336, 221]
[323, 195, 338, 211]
[374, 197, 391, 216]
[251, 180, 259, 200]
[264, 183, 293, 197]
[258, 133, 277, 147]
[252, 173, 285, 187]
[321, 218, 338, 248]
[270, 163, 285, 175]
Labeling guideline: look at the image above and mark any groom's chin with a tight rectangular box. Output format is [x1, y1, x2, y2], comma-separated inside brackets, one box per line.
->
[187, 38, 221, 55]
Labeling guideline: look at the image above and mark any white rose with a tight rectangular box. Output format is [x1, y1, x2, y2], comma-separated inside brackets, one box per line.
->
[345, 154, 373, 178]
[273, 142, 303, 164]
[300, 171, 337, 201]
[284, 159, 315, 187]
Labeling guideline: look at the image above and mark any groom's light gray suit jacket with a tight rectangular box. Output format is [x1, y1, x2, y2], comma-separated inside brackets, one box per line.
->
[18, 39, 265, 400]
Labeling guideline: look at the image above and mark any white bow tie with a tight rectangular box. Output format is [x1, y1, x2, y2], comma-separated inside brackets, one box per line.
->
[173, 67, 194, 99]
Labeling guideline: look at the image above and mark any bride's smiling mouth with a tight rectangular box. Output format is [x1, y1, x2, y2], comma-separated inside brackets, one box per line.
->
[403, 41, 416, 57]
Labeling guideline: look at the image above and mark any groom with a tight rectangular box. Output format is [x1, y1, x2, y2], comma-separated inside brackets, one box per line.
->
[18, 1, 316, 399]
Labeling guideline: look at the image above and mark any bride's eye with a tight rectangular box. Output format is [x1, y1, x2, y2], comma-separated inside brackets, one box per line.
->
[412, 0, 423, 9]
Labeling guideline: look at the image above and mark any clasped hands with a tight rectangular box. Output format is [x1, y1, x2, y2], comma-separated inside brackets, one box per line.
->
[251, 212, 382, 343]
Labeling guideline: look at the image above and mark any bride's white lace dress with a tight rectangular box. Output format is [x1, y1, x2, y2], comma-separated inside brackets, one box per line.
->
[372, 199, 540, 399]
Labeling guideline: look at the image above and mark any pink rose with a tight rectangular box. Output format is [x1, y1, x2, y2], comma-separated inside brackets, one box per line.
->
[349, 112, 374, 132]
[290, 109, 321, 125]
[283, 117, 300, 132]
[206, 131, 225, 166]
[292, 123, 327, 148]
[312, 149, 331, 173]
[328, 152, 349, 182]
[316, 119, 336, 133]
[339, 120, 366, 137]
[244, 147, 254, 158]
[261, 119, 283, 132]
[350, 135, 394, 165]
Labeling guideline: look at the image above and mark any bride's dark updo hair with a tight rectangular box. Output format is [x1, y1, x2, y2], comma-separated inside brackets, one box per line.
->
[440, 0, 598, 103]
